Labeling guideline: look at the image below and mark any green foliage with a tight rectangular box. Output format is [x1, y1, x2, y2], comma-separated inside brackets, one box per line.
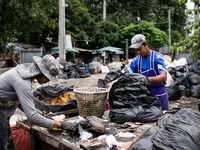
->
[0, 0, 58, 52]
[0, 0, 188, 52]
[171, 30, 184, 43]
[92, 20, 120, 48]
[119, 21, 168, 48]
[171, 0, 200, 59]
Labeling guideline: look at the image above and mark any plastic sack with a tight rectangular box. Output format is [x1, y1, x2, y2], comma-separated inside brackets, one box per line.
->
[109, 73, 162, 123]
[190, 84, 200, 98]
[187, 72, 200, 85]
[165, 71, 174, 87]
[11, 125, 30, 150]
[128, 126, 160, 150]
[187, 62, 200, 76]
[61, 62, 90, 79]
[178, 85, 190, 97]
[167, 67, 176, 75]
[33, 98, 77, 113]
[100, 66, 110, 73]
[33, 84, 76, 100]
[165, 81, 180, 100]
[152, 108, 200, 150]
[164, 55, 172, 66]
[175, 66, 185, 72]
[128, 108, 200, 150]
[108, 62, 122, 72]
[98, 70, 124, 88]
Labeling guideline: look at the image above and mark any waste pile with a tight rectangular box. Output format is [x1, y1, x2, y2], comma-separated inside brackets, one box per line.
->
[33, 84, 77, 113]
[166, 61, 200, 100]
[59, 61, 90, 79]
[97, 70, 124, 88]
[128, 108, 200, 150]
[107, 62, 122, 72]
[109, 73, 163, 123]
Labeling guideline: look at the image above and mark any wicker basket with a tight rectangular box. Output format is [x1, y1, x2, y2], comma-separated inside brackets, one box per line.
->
[74, 87, 108, 118]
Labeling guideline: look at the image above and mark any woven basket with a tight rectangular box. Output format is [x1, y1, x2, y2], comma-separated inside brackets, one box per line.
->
[74, 87, 108, 118]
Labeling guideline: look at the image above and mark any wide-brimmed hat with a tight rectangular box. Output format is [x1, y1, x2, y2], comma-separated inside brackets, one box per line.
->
[130, 34, 146, 49]
[33, 54, 60, 83]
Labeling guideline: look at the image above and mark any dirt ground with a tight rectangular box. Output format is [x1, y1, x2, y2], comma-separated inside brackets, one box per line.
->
[64, 73, 107, 87]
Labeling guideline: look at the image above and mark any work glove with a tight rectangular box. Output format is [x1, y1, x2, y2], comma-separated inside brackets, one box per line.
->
[60, 120, 79, 132]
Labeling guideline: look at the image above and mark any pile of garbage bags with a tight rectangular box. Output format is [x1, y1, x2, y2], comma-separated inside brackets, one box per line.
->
[166, 62, 200, 100]
[97, 70, 124, 88]
[128, 108, 200, 150]
[109, 73, 163, 123]
[59, 62, 90, 79]
[33, 84, 77, 113]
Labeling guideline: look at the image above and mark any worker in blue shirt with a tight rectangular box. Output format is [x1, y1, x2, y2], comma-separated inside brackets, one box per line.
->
[127, 34, 169, 110]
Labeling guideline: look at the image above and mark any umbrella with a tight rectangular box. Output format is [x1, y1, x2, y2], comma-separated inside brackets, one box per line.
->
[52, 47, 79, 53]
[96, 46, 123, 53]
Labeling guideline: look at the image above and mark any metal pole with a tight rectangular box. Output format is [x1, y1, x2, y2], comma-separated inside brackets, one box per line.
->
[103, 0, 106, 64]
[168, 9, 171, 46]
[126, 39, 128, 64]
[59, 0, 66, 64]
[103, 0, 106, 20]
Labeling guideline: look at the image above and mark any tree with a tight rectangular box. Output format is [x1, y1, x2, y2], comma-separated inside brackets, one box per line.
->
[170, 0, 200, 59]
[0, 0, 58, 51]
[0, 0, 187, 52]
[119, 21, 168, 49]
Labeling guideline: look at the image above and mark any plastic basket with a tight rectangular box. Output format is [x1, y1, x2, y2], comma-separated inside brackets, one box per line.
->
[74, 87, 108, 118]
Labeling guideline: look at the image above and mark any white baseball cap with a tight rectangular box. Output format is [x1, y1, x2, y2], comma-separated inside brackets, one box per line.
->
[130, 34, 146, 49]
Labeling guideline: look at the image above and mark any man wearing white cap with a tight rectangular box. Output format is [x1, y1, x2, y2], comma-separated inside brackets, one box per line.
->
[127, 34, 169, 111]
[0, 54, 69, 150]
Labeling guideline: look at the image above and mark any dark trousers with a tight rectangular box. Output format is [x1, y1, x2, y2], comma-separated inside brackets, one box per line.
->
[0, 103, 15, 150]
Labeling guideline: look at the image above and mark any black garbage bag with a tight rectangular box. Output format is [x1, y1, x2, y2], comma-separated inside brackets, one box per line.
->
[33, 84, 77, 113]
[187, 72, 200, 85]
[97, 79, 109, 88]
[190, 84, 200, 98]
[176, 76, 185, 85]
[128, 108, 200, 150]
[76, 67, 90, 78]
[33, 84, 77, 100]
[104, 70, 124, 82]
[85, 116, 105, 134]
[33, 98, 77, 113]
[127, 126, 160, 150]
[175, 71, 183, 77]
[187, 62, 200, 76]
[157, 108, 200, 128]
[167, 67, 176, 75]
[166, 81, 180, 100]
[152, 108, 200, 150]
[58, 73, 69, 79]
[153, 119, 200, 150]
[176, 66, 185, 72]
[178, 85, 189, 97]
[62, 62, 90, 79]
[170, 74, 176, 81]
[97, 70, 124, 88]
[109, 73, 162, 123]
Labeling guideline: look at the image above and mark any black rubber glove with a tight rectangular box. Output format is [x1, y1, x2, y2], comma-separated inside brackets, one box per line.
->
[60, 120, 79, 132]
